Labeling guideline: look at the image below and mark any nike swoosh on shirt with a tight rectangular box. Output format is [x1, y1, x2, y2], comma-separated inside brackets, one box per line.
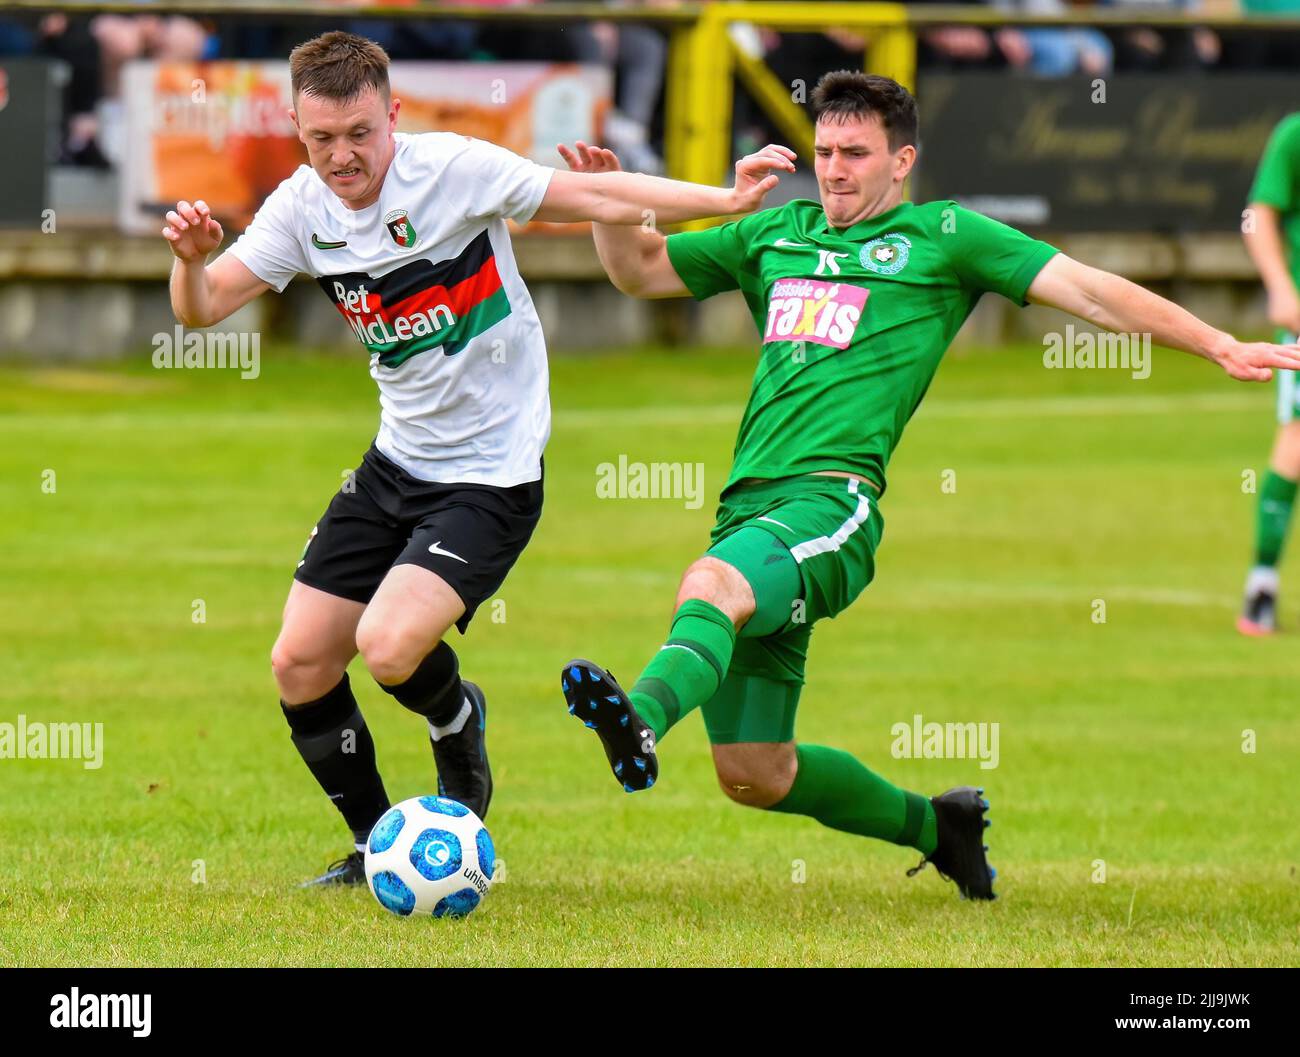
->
[774, 238, 811, 248]
[312, 233, 348, 250]
[427, 541, 469, 564]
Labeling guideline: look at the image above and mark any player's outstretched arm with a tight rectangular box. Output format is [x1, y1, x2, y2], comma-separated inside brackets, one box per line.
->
[1026, 252, 1300, 382]
[163, 199, 270, 327]
[535, 142, 795, 226]
[555, 142, 689, 299]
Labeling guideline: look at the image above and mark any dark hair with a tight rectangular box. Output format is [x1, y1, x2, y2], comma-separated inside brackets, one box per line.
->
[290, 31, 390, 103]
[810, 72, 918, 152]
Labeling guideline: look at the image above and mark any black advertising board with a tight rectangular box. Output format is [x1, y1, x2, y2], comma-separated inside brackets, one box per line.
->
[914, 73, 1300, 232]
[0, 58, 61, 228]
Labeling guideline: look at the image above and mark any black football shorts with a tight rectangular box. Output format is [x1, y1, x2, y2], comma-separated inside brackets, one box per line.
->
[294, 442, 544, 632]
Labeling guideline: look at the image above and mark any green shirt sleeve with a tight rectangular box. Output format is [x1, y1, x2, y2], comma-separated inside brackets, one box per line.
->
[1249, 114, 1300, 211]
[665, 214, 760, 301]
[941, 204, 1060, 306]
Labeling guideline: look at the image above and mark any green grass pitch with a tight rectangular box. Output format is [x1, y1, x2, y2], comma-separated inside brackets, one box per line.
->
[1, 342, 1296, 966]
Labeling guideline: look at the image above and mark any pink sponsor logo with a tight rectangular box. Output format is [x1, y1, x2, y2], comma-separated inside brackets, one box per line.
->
[763, 278, 868, 349]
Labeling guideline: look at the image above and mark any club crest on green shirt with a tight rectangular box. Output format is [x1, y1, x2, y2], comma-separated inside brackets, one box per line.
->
[859, 233, 911, 275]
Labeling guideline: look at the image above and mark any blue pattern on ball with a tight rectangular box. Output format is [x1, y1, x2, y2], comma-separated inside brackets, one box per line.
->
[418, 795, 470, 817]
[409, 827, 463, 882]
[476, 827, 495, 881]
[371, 870, 415, 916]
[368, 807, 405, 855]
[433, 887, 481, 918]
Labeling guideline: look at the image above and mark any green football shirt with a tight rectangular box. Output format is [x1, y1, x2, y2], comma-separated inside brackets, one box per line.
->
[665, 199, 1059, 495]
[1248, 113, 1300, 291]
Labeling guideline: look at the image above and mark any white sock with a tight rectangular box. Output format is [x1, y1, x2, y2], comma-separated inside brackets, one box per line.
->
[428, 696, 472, 742]
[354, 841, 366, 854]
[1245, 565, 1280, 596]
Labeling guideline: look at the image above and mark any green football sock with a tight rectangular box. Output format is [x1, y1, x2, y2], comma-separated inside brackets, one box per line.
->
[1255, 470, 1298, 567]
[769, 744, 938, 855]
[630, 599, 737, 740]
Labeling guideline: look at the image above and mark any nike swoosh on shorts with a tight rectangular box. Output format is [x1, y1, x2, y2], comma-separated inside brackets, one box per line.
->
[427, 542, 469, 564]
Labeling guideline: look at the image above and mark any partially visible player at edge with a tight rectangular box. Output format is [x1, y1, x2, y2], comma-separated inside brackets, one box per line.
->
[559, 72, 1300, 901]
[1238, 112, 1300, 635]
[162, 31, 797, 886]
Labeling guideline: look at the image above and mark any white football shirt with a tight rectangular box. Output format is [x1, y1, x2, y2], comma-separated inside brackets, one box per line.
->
[226, 131, 555, 487]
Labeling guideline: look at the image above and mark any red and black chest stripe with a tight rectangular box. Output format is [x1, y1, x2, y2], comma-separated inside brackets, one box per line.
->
[317, 230, 511, 367]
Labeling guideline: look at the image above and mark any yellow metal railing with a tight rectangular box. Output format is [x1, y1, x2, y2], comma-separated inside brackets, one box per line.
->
[669, 3, 916, 215]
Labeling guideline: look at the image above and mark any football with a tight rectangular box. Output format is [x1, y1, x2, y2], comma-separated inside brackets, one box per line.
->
[363, 796, 495, 918]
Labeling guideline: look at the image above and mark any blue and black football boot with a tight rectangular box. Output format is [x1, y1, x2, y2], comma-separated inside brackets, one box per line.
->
[561, 659, 658, 792]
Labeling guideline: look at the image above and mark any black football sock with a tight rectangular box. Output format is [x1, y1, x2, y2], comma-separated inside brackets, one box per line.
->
[282, 673, 390, 847]
[377, 640, 469, 737]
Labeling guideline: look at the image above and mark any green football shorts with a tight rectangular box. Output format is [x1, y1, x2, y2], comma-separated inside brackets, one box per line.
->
[698, 474, 884, 745]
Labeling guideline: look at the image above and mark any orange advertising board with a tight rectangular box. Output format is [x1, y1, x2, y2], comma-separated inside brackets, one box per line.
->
[121, 60, 611, 235]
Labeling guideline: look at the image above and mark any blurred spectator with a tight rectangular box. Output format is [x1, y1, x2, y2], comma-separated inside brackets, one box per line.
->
[92, 14, 211, 97]
[42, 14, 106, 166]
[476, 0, 598, 62]
[0, 14, 37, 56]
[573, 2, 672, 174]
[88, 13, 210, 168]
[345, 19, 479, 61]
[346, 0, 480, 63]
[910, 0, 1005, 69]
[1099, 0, 1220, 71]
[0, 14, 108, 166]
[992, 0, 1115, 75]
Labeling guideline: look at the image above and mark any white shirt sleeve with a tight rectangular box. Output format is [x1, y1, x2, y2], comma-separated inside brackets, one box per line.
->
[225, 174, 311, 292]
[451, 137, 556, 225]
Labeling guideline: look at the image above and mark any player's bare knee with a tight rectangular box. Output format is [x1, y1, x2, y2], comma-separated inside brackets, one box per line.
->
[270, 639, 305, 686]
[355, 621, 430, 686]
[714, 743, 796, 807]
[715, 767, 787, 808]
[271, 642, 343, 703]
[714, 758, 793, 807]
[676, 560, 719, 603]
[355, 631, 410, 685]
[676, 557, 754, 625]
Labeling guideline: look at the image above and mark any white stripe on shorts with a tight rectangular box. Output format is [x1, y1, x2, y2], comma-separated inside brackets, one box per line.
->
[1278, 333, 1299, 424]
[789, 484, 873, 564]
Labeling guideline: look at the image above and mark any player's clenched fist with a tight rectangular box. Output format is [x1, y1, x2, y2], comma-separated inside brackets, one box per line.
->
[731, 143, 796, 213]
[162, 199, 223, 262]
